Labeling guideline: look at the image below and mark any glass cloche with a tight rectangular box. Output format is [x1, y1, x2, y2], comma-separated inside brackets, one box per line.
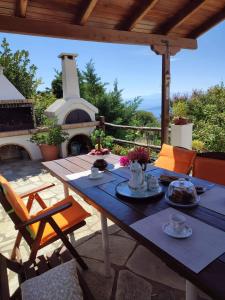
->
[166, 178, 198, 205]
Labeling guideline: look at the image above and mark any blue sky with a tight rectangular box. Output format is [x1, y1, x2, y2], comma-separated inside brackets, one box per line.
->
[0, 21, 224, 100]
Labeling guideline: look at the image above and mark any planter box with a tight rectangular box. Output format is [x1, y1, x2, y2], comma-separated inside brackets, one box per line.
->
[171, 123, 193, 150]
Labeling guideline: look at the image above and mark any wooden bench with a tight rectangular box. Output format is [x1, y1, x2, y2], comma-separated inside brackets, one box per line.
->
[0, 248, 94, 300]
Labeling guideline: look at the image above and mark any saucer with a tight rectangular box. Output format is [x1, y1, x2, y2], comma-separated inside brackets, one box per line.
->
[88, 173, 103, 180]
[162, 222, 192, 239]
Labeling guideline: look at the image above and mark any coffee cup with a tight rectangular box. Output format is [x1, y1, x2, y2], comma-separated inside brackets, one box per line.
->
[170, 213, 186, 233]
[91, 167, 99, 177]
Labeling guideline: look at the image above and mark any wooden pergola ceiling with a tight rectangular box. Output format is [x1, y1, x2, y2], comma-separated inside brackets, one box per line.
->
[0, 0, 224, 52]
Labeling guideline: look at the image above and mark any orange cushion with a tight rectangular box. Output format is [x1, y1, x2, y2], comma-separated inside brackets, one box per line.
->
[32, 196, 91, 245]
[154, 144, 196, 174]
[193, 157, 225, 186]
[0, 175, 38, 237]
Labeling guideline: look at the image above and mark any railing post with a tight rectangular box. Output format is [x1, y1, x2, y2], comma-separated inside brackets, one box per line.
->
[99, 116, 105, 132]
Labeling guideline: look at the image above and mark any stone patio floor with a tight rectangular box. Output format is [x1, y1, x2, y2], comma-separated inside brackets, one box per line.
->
[0, 160, 209, 300]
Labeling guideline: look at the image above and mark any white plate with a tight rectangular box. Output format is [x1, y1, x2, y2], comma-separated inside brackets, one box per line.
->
[165, 193, 200, 208]
[88, 173, 103, 180]
[162, 222, 192, 239]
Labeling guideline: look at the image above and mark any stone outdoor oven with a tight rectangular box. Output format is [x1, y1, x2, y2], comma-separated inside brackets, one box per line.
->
[45, 53, 98, 157]
[0, 53, 98, 161]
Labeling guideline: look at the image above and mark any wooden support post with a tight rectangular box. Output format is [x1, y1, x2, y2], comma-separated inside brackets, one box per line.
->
[99, 116, 105, 132]
[161, 49, 170, 145]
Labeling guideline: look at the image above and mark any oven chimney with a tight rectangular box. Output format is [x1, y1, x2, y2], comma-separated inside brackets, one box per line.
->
[58, 53, 80, 100]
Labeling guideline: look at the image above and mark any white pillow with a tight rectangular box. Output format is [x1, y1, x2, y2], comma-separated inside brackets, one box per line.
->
[21, 259, 83, 300]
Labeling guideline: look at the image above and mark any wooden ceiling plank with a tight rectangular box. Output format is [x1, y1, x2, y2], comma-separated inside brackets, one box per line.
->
[16, 0, 28, 18]
[155, 0, 206, 35]
[0, 15, 197, 50]
[188, 6, 225, 38]
[79, 0, 98, 25]
[124, 0, 159, 31]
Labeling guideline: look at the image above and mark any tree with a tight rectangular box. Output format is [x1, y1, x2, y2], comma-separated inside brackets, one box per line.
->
[171, 83, 225, 152]
[51, 70, 63, 98]
[0, 38, 41, 98]
[33, 89, 56, 125]
[51, 60, 144, 139]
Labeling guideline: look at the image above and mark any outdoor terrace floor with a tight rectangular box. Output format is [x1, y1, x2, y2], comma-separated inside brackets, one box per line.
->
[0, 160, 209, 300]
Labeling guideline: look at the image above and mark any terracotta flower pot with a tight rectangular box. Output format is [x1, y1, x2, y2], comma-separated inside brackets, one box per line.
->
[39, 144, 59, 161]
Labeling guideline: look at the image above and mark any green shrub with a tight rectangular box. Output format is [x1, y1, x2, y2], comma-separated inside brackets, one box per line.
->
[192, 140, 205, 152]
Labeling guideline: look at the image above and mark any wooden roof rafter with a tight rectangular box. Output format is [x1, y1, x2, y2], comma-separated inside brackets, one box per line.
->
[15, 0, 28, 18]
[119, 0, 159, 31]
[79, 0, 98, 25]
[188, 5, 225, 38]
[154, 0, 206, 35]
[0, 15, 197, 50]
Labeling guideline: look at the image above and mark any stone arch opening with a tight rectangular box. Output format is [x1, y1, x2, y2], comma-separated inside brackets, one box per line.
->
[0, 144, 31, 161]
[67, 135, 92, 156]
[65, 109, 91, 124]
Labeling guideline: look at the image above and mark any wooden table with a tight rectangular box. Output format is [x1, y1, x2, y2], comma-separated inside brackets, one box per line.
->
[43, 154, 225, 300]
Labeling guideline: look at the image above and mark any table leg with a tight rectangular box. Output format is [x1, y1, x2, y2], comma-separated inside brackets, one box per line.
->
[63, 183, 69, 197]
[100, 214, 111, 277]
[186, 280, 198, 300]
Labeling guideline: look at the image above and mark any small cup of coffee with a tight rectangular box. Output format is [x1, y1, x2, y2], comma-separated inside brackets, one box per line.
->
[170, 213, 186, 233]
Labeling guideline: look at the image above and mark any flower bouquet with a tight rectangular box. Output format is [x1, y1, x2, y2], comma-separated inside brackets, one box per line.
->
[120, 147, 150, 170]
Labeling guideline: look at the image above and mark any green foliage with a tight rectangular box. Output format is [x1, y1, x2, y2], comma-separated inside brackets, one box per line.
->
[172, 100, 188, 118]
[111, 144, 130, 156]
[30, 118, 68, 145]
[172, 83, 225, 152]
[0, 38, 41, 98]
[51, 70, 63, 98]
[33, 89, 56, 125]
[90, 129, 113, 149]
[192, 140, 205, 153]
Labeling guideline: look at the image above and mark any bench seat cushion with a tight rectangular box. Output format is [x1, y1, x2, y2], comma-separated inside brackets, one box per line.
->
[21, 259, 83, 300]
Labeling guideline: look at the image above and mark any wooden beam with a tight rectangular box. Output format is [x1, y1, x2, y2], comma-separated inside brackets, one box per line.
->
[122, 0, 159, 31]
[151, 45, 180, 56]
[187, 6, 225, 38]
[0, 15, 197, 49]
[161, 51, 170, 145]
[16, 0, 28, 18]
[79, 0, 98, 25]
[155, 0, 205, 35]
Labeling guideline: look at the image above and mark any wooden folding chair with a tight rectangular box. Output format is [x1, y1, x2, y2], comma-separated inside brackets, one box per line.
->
[0, 251, 95, 300]
[154, 144, 196, 174]
[0, 175, 91, 270]
[193, 152, 225, 185]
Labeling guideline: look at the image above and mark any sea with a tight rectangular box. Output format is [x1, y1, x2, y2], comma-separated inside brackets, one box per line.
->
[137, 94, 161, 119]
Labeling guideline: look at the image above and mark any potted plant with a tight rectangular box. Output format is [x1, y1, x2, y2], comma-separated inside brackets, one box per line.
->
[89, 129, 113, 170]
[171, 101, 193, 149]
[30, 118, 69, 161]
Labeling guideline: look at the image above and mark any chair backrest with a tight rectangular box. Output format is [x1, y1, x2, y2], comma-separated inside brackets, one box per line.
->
[154, 144, 196, 174]
[193, 152, 225, 186]
[0, 175, 36, 242]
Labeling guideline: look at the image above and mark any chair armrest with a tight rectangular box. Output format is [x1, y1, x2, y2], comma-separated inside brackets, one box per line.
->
[20, 183, 55, 198]
[16, 202, 72, 229]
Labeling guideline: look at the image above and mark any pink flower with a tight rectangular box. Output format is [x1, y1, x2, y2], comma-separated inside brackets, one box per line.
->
[119, 156, 130, 167]
[127, 147, 150, 163]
